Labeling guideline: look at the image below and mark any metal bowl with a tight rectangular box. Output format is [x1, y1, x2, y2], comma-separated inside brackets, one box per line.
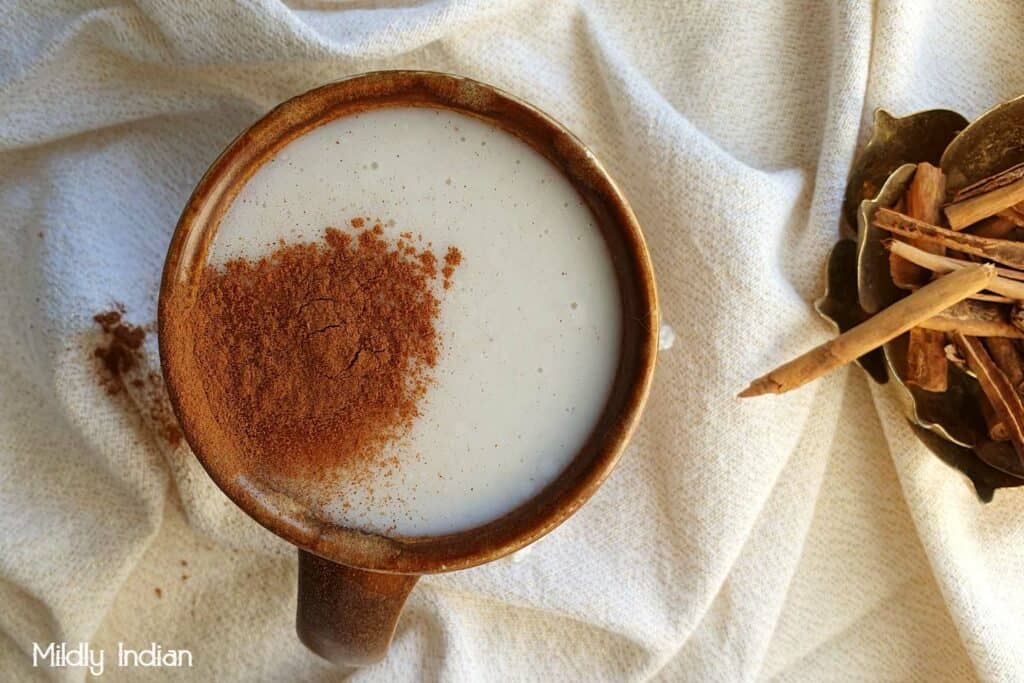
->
[818, 98, 1024, 501]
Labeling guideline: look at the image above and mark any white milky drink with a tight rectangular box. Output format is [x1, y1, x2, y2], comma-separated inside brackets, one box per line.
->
[213, 107, 622, 537]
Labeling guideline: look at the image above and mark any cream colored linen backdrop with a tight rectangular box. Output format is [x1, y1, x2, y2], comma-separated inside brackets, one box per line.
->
[1, 1, 1022, 680]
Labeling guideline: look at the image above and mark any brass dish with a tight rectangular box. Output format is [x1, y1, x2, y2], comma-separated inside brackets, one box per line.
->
[818, 98, 1024, 501]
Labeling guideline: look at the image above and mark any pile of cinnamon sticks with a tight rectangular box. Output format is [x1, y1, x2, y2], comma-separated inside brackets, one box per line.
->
[742, 160, 1024, 459]
[874, 161, 1024, 452]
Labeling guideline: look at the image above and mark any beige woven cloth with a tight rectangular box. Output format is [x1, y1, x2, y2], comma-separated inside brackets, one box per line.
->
[2, 1, 1023, 680]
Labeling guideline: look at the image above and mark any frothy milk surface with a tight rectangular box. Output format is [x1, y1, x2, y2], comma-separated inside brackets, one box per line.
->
[212, 107, 622, 536]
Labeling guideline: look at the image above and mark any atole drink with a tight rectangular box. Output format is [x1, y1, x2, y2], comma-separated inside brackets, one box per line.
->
[211, 107, 623, 536]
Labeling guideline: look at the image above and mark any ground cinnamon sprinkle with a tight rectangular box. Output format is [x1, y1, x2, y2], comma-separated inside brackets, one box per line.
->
[442, 246, 462, 289]
[418, 250, 437, 277]
[175, 222, 460, 482]
[92, 308, 182, 447]
[93, 309, 145, 387]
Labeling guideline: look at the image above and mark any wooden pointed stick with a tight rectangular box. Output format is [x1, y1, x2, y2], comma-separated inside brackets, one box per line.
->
[739, 264, 995, 397]
[946, 177, 1024, 230]
[875, 207, 1024, 269]
[888, 240, 1024, 299]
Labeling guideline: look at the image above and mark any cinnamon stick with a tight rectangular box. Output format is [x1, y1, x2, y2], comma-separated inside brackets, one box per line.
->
[907, 162, 946, 225]
[953, 332, 1024, 465]
[969, 215, 1017, 240]
[985, 337, 1024, 395]
[980, 395, 1010, 441]
[887, 241, 1024, 299]
[739, 264, 995, 397]
[997, 203, 1024, 228]
[891, 163, 947, 289]
[970, 293, 1015, 304]
[945, 177, 1024, 230]
[876, 209, 1024, 271]
[905, 327, 948, 391]
[952, 162, 1024, 203]
[901, 163, 948, 391]
[920, 318, 1024, 338]
[920, 300, 1024, 339]
[1011, 305, 1024, 335]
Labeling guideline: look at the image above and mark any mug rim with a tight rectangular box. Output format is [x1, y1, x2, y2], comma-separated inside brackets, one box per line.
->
[158, 70, 658, 574]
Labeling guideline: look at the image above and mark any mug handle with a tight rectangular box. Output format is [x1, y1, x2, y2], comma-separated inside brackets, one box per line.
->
[296, 549, 419, 666]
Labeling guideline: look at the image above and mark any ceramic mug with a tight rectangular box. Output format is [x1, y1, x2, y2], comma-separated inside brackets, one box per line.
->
[158, 71, 657, 666]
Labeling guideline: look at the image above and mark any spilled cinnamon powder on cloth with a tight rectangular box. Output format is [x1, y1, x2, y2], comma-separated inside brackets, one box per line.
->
[168, 221, 460, 481]
[91, 308, 182, 447]
[93, 309, 145, 389]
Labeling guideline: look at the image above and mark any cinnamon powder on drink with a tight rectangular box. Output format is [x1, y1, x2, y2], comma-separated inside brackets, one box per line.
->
[442, 246, 462, 289]
[165, 222, 459, 482]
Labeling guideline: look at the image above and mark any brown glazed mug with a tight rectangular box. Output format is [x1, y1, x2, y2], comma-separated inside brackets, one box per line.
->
[158, 71, 658, 666]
